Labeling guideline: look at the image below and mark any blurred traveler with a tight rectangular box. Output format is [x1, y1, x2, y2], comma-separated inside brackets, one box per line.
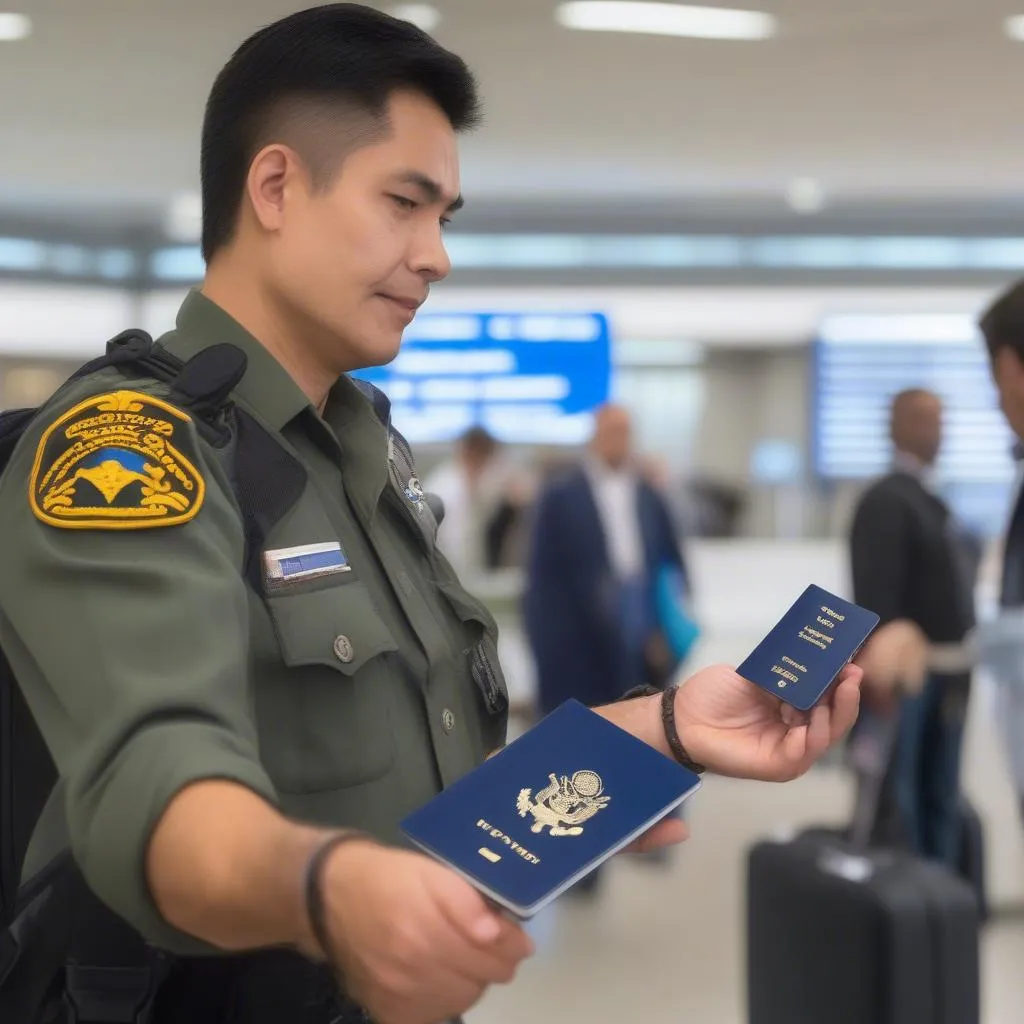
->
[0, 6, 862, 1024]
[523, 404, 692, 716]
[423, 426, 502, 578]
[849, 389, 980, 865]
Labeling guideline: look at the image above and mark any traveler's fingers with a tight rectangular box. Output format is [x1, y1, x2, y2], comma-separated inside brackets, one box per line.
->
[829, 672, 863, 741]
[779, 701, 807, 728]
[805, 701, 832, 758]
[626, 815, 689, 853]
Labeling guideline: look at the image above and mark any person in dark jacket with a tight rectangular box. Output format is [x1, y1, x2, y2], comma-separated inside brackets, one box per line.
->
[849, 389, 980, 865]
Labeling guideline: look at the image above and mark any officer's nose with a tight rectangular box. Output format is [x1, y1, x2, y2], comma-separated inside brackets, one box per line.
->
[411, 222, 452, 284]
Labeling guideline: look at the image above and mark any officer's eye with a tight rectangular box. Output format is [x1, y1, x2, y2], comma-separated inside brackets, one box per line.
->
[390, 194, 418, 211]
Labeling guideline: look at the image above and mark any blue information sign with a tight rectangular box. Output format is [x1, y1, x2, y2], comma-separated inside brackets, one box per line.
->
[353, 311, 612, 444]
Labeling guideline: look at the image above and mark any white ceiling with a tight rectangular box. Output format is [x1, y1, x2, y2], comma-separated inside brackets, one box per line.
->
[2, 0, 1024, 221]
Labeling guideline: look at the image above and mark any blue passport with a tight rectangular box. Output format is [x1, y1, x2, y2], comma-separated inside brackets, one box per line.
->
[738, 584, 879, 711]
[400, 699, 702, 918]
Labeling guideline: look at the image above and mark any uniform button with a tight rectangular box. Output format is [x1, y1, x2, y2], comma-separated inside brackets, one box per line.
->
[442, 708, 456, 733]
[333, 635, 354, 664]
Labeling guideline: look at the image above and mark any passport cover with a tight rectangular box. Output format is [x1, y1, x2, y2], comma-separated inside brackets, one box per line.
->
[400, 699, 702, 918]
[738, 584, 879, 712]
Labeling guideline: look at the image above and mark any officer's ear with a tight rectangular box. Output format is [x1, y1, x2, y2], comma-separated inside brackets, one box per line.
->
[245, 144, 308, 236]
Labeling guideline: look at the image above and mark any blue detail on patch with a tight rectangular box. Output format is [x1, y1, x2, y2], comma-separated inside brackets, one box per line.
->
[278, 548, 348, 579]
[83, 447, 147, 472]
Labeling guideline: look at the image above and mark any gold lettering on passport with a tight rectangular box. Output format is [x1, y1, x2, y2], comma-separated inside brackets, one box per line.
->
[799, 625, 833, 650]
[475, 820, 540, 864]
[771, 655, 809, 688]
[770, 600, 847, 686]
[516, 770, 610, 837]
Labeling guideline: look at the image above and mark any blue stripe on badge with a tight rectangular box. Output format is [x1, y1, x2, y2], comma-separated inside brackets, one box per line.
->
[264, 541, 350, 583]
[279, 549, 347, 577]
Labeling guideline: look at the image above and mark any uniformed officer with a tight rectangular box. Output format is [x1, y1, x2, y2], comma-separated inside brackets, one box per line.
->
[0, 6, 863, 1024]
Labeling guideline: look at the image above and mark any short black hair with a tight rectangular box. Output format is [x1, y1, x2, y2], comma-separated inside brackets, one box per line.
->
[200, 3, 481, 261]
[980, 279, 1024, 361]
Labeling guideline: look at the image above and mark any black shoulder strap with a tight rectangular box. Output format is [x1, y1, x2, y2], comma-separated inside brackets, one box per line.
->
[0, 330, 247, 478]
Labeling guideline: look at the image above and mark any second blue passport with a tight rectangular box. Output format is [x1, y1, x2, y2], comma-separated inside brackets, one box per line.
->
[738, 584, 879, 711]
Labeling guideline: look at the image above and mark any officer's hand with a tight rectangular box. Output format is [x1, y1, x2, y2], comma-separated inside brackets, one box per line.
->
[675, 662, 863, 782]
[321, 839, 534, 1024]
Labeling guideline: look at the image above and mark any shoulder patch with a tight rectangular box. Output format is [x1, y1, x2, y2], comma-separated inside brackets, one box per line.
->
[29, 389, 206, 530]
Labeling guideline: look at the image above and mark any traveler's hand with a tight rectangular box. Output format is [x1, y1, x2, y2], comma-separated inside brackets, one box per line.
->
[321, 839, 534, 1024]
[855, 620, 927, 713]
[675, 662, 863, 782]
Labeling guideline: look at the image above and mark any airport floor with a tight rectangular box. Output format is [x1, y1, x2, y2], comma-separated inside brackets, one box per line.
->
[466, 765, 1024, 1024]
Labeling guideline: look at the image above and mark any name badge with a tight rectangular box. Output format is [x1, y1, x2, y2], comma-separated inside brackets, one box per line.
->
[263, 541, 351, 589]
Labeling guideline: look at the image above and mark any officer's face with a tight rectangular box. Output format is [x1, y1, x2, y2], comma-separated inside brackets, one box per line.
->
[993, 346, 1024, 440]
[270, 90, 460, 372]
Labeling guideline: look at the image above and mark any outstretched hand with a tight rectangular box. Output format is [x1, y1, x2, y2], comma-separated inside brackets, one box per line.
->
[676, 662, 863, 782]
[603, 661, 864, 854]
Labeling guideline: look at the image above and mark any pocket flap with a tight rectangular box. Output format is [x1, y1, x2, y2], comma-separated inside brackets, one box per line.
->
[470, 633, 508, 715]
[434, 578, 508, 715]
[266, 581, 398, 676]
[433, 577, 498, 637]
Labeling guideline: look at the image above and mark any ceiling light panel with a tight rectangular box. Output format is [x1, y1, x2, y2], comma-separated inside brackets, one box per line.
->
[555, 2, 776, 41]
[0, 12, 31, 41]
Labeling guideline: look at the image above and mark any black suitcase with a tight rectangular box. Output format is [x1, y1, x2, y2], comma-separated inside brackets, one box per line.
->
[748, 685, 981, 1024]
[746, 831, 980, 1024]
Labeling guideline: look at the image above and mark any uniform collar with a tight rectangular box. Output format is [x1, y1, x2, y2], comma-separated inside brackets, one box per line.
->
[164, 289, 313, 432]
[164, 289, 391, 517]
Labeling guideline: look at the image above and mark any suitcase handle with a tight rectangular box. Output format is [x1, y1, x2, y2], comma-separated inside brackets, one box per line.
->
[848, 682, 905, 850]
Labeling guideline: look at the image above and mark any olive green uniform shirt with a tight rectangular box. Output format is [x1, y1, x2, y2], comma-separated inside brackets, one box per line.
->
[0, 290, 508, 954]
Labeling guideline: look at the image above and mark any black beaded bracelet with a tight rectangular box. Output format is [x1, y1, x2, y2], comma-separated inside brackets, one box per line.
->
[660, 684, 706, 775]
[303, 830, 370, 969]
[617, 683, 706, 775]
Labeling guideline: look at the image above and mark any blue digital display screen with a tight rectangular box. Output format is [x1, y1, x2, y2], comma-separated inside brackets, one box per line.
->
[352, 311, 612, 444]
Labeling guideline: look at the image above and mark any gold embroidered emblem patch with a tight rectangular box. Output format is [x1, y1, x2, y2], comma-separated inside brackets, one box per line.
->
[29, 389, 205, 530]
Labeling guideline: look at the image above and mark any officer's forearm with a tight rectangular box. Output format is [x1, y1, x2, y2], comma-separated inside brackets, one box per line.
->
[591, 695, 672, 760]
[146, 779, 328, 955]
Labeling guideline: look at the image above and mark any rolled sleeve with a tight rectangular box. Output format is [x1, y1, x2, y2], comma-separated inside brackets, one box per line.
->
[76, 720, 276, 954]
[0, 388, 277, 954]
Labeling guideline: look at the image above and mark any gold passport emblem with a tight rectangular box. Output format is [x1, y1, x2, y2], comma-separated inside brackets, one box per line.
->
[517, 770, 610, 837]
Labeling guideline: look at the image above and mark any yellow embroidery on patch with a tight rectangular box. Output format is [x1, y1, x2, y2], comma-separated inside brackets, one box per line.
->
[29, 389, 206, 530]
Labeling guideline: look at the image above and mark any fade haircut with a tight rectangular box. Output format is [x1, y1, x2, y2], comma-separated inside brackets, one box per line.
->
[979, 279, 1024, 362]
[200, 3, 481, 261]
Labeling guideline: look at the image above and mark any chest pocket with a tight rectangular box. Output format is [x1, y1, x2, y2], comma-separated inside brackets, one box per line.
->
[434, 577, 510, 746]
[260, 580, 400, 793]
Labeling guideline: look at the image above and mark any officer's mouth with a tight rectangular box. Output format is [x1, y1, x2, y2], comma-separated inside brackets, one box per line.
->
[377, 293, 424, 323]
